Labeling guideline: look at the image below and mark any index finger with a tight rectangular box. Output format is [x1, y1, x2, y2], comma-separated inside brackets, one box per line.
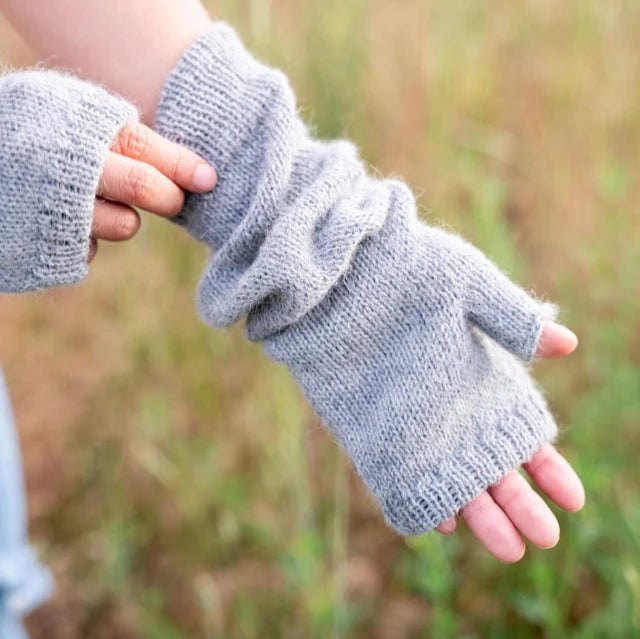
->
[112, 122, 217, 193]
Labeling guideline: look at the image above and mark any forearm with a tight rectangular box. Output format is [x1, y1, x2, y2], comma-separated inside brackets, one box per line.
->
[0, 0, 212, 124]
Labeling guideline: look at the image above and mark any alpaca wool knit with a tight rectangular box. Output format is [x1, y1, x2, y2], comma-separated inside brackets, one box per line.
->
[155, 23, 559, 535]
[0, 70, 137, 293]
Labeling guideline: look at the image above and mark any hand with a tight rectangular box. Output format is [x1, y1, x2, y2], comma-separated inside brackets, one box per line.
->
[88, 121, 217, 261]
[435, 321, 584, 562]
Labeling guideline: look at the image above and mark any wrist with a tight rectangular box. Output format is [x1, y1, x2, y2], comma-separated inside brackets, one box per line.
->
[1, 0, 213, 124]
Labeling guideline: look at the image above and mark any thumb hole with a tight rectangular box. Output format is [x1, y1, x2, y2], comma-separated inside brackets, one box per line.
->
[464, 251, 557, 361]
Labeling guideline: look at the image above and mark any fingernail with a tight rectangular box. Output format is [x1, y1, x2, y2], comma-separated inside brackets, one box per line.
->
[192, 163, 217, 192]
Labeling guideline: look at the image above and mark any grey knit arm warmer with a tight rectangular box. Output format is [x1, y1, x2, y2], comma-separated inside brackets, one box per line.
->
[155, 24, 559, 535]
[0, 71, 137, 293]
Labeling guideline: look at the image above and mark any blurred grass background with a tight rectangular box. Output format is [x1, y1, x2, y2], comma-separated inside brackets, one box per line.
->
[0, 0, 639, 637]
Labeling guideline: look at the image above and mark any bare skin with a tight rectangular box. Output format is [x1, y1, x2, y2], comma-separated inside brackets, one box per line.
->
[90, 122, 217, 259]
[0, 0, 584, 562]
[0, 1, 216, 258]
[436, 322, 583, 562]
[0, 0, 212, 124]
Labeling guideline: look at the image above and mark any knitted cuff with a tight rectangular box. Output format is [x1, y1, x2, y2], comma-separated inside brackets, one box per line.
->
[0, 71, 138, 293]
[156, 24, 560, 535]
[155, 22, 303, 247]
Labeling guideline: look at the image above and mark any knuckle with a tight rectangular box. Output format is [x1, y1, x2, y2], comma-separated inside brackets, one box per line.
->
[97, 168, 113, 197]
[496, 485, 521, 511]
[172, 149, 189, 181]
[117, 123, 150, 158]
[461, 497, 483, 518]
[525, 449, 552, 476]
[125, 166, 151, 204]
[491, 471, 525, 508]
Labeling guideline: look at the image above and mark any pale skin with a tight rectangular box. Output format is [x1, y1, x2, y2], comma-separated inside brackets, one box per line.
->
[0, 0, 585, 563]
[91, 122, 217, 260]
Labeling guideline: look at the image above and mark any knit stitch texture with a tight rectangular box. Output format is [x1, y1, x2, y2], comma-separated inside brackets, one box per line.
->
[155, 23, 559, 535]
[0, 70, 137, 293]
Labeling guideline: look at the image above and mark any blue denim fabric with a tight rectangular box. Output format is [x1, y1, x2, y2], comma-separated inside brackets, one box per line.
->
[0, 371, 52, 638]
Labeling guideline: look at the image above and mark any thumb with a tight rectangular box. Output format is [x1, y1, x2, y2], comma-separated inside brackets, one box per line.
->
[536, 321, 578, 359]
[463, 248, 558, 361]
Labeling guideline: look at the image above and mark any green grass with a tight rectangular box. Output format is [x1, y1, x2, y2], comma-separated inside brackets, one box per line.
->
[0, 1, 639, 637]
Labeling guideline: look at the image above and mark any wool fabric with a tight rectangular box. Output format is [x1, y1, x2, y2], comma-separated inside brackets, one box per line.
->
[155, 23, 560, 535]
[0, 70, 137, 293]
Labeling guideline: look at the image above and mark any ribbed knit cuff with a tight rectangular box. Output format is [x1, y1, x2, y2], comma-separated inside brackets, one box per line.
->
[380, 391, 557, 534]
[0, 71, 138, 293]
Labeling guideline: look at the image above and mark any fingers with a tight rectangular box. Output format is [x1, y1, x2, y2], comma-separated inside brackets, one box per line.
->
[460, 492, 525, 563]
[99, 151, 185, 217]
[489, 470, 560, 549]
[435, 516, 457, 535]
[536, 322, 578, 359]
[436, 444, 584, 559]
[111, 122, 217, 193]
[524, 443, 586, 512]
[88, 123, 217, 263]
[92, 199, 141, 241]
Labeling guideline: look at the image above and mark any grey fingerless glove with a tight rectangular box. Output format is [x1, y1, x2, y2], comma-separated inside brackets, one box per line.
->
[155, 24, 559, 535]
[0, 70, 138, 293]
